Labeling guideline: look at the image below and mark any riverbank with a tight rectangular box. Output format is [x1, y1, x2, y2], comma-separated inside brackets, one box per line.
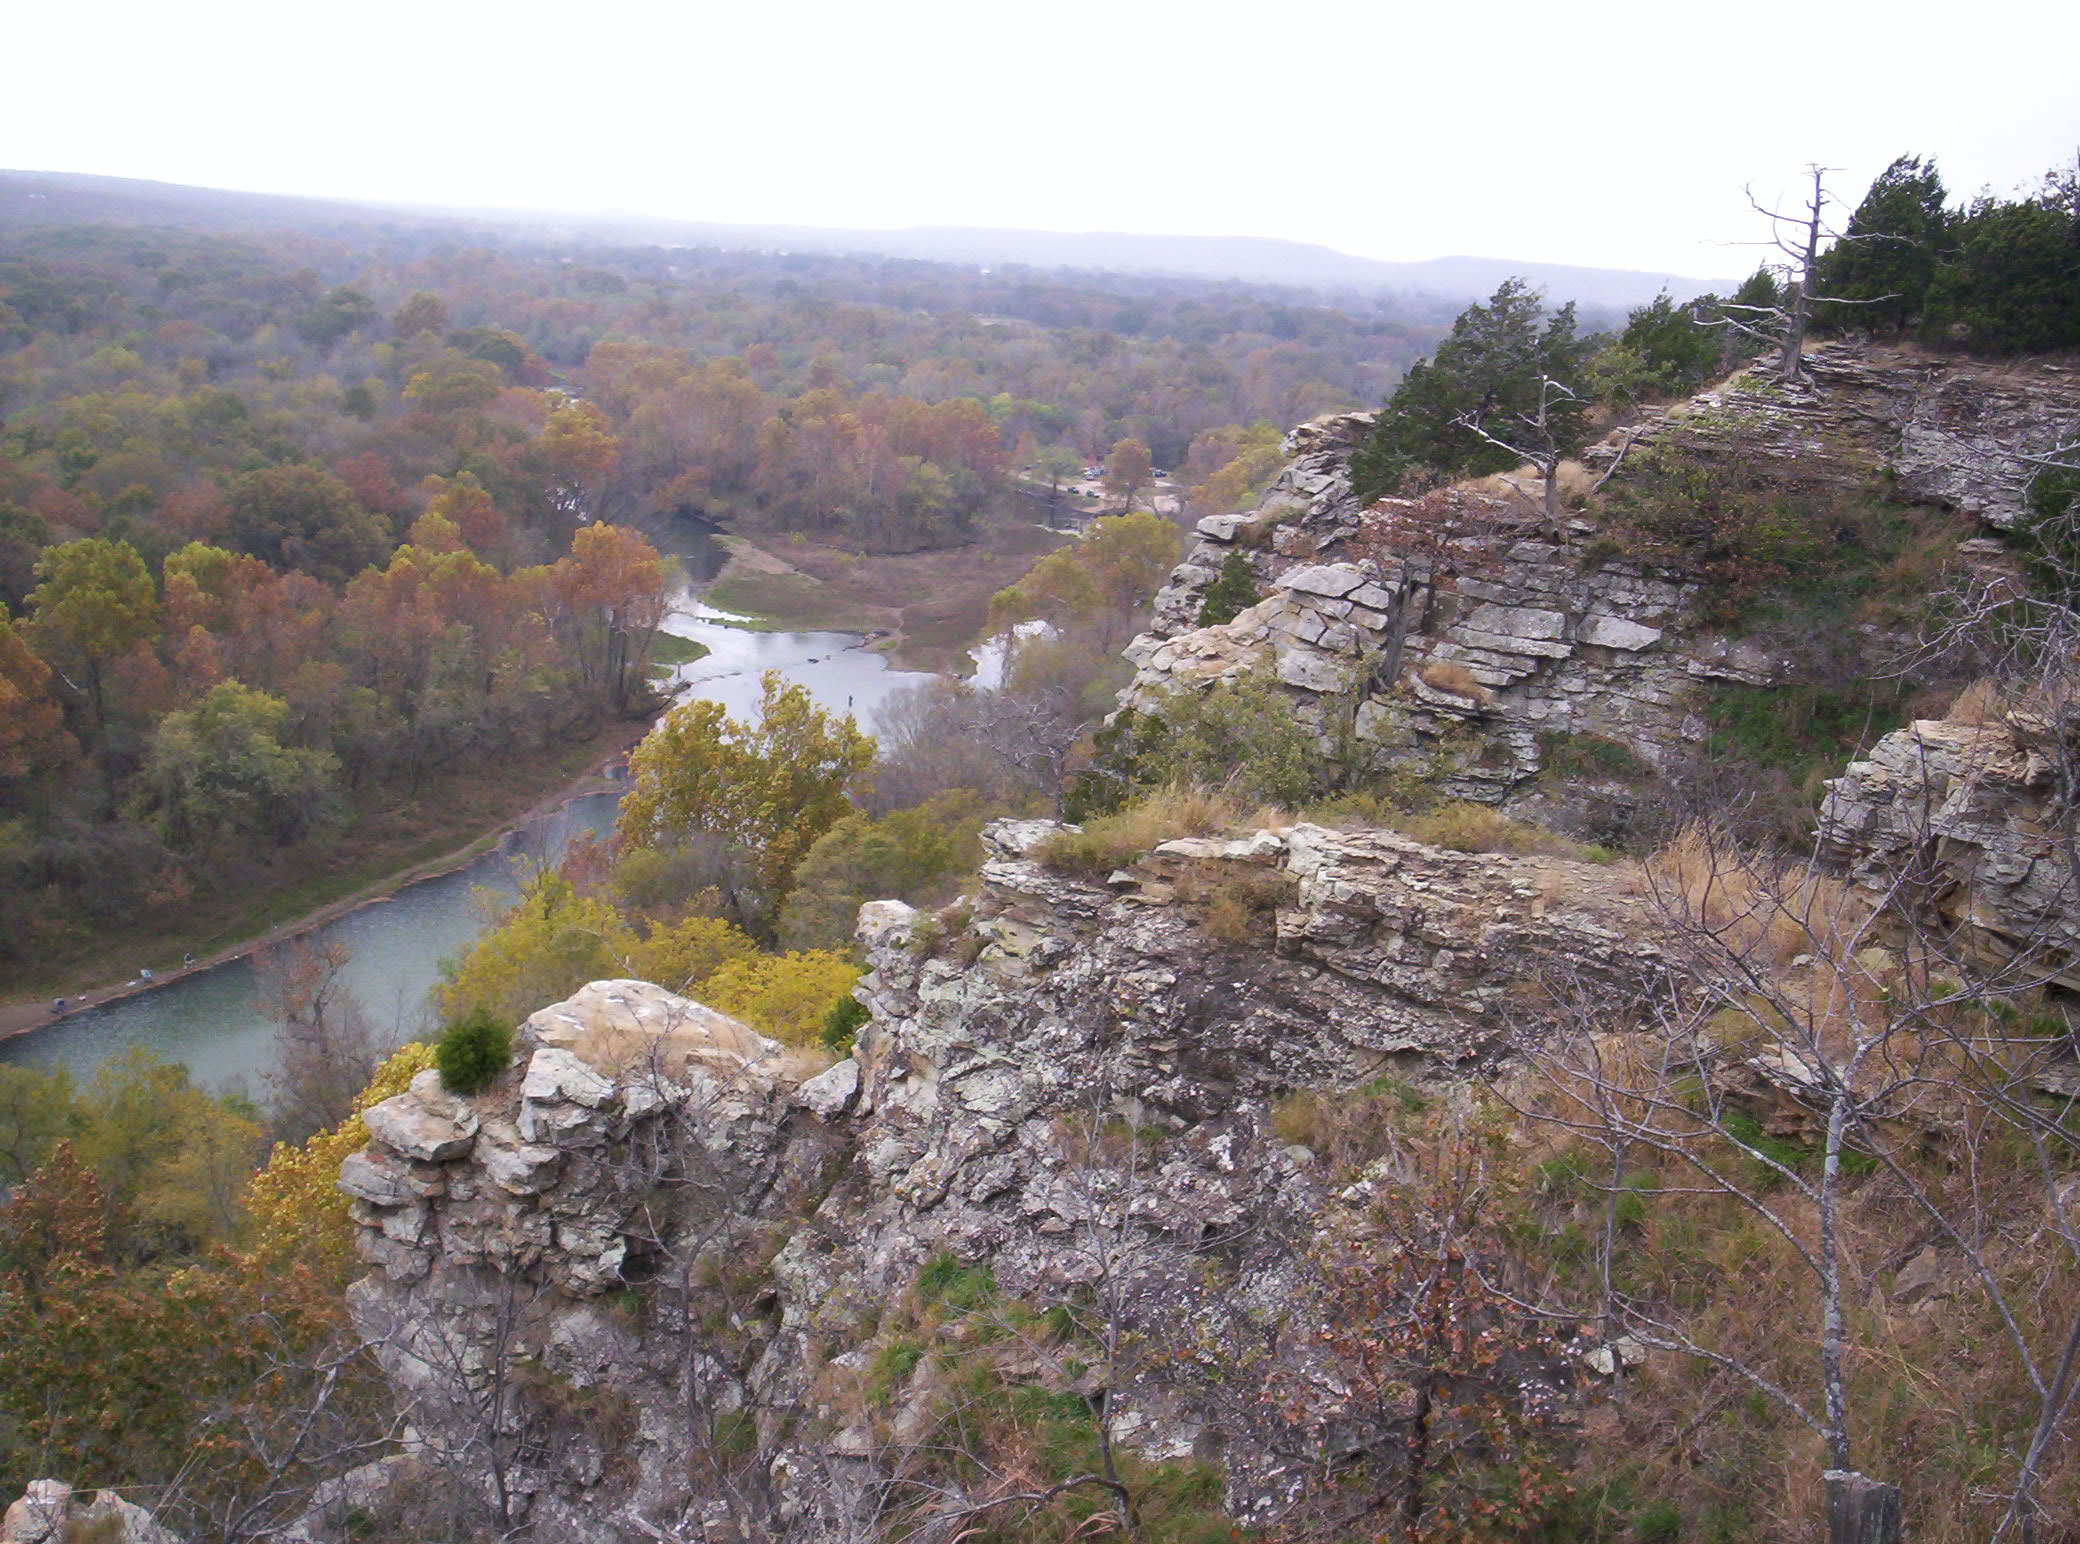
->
[0, 714, 659, 1041]
[703, 522, 1070, 674]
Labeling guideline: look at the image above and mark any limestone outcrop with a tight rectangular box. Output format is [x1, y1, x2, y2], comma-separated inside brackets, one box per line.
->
[339, 828, 1666, 1539]
[1124, 344, 2079, 823]
[1820, 709, 2080, 990]
[1594, 344, 2080, 530]
[0, 1481, 182, 1544]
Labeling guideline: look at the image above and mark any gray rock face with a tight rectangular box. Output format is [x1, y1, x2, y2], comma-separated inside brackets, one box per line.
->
[342, 834, 1664, 1539]
[1820, 712, 2080, 989]
[1594, 344, 2080, 530]
[341, 981, 847, 1542]
[1124, 344, 2077, 825]
[361, 1071, 481, 1162]
[1, 1482, 184, 1544]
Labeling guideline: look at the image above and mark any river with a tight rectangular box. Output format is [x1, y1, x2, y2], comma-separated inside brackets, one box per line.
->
[0, 515, 943, 1092]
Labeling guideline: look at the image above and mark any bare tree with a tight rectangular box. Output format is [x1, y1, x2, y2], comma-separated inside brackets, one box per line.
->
[259, 938, 385, 1141]
[1507, 805, 2080, 1544]
[1452, 374, 1583, 524]
[1704, 167, 1900, 382]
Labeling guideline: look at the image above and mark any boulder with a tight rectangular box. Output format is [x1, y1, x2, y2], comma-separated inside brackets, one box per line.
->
[362, 1080, 479, 1164]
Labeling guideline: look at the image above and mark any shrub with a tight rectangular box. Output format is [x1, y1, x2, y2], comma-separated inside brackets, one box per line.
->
[435, 1006, 513, 1095]
[1195, 549, 1261, 627]
[822, 994, 868, 1052]
[1542, 731, 1650, 783]
[1038, 786, 1248, 876]
[1070, 665, 1321, 818]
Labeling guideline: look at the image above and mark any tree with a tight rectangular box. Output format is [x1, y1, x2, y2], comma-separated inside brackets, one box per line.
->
[1351, 279, 1589, 503]
[697, 949, 862, 1045]
[0, 1061, 77, 1187]
[988, 509, 1182, 653]
[1811, 155, 1949, 334]
[538, 398, 623, 517]
[225, 465, 392, 585]
[1195, 549, 1261, 627]
[401, 352, 504, 418]
[1585, 291, 1725, 411]
[1102, 436, 1152, 513]
[1031, 446, 1084, 528]
[549, 521, 667, 715]
[1702, 167, 1909, 381]
[619, 670, 876, 908]
[437, 871, 628, 1024]
[293, 286, 378, 348]
[775, 789, 989, 950]
[257, 937, 384, 1140]
[24, 536, 157, 730]
[1922, 191, 2080, 353]
[0, 599, 76, 788]
[391, 290, 450, 339]
[136, 679, 341, 852]
[1510, 805, 2080, 1544]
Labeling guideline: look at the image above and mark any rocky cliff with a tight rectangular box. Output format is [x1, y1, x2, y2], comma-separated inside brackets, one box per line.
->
[1124, 343, 2079, 824]
[1820, 705, 2080, 994]
[314, 343, 2080, 1541]
[336, 826, 1667, 1540]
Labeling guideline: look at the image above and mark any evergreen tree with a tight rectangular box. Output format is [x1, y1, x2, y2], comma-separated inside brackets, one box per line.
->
[1350, 279, 1590, 504]
[1812, 155, 1949, 334]
[1196, 550, 1262, 627]
[1923, 193, 2080, 353]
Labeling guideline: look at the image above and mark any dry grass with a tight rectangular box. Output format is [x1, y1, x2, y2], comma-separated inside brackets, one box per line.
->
[1495, 1047, 2080, 1543]
[1037, 785, 1260, 875]
[1645, 824, 1868, 969]
[1172, 863, 1297, 945]
[1417, 658, 1494, 702]
[1400, 800, 1610, 861]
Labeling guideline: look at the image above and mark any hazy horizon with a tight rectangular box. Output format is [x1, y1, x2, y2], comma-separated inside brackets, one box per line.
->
[7, 0, 2073, 280]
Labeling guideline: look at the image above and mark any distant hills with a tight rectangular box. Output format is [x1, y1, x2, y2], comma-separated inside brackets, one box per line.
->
[1, 169, 1734, 311]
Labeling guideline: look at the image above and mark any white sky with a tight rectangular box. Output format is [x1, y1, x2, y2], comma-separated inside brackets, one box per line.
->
[7, 0, 2075, 280]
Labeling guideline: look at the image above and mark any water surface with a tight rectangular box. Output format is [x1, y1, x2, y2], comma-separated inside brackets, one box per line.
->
[2, 515, 950, 1090]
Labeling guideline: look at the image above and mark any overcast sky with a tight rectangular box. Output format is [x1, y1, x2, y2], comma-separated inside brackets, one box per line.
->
[7, 0, 2075, 280]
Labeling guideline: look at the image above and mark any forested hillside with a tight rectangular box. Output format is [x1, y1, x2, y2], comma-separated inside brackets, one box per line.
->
[0, 186, 1465, 989]
[2, 149, 2078, 1544]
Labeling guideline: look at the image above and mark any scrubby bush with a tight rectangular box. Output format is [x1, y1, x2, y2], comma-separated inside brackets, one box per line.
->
[1194, 549, 1261, 627]
[821, 994, 868, 1052]
[1069, 666, 1320, 819]
[435, 1006, 513, 1095]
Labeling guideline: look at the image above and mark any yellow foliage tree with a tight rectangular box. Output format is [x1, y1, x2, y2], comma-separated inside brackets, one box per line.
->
[436, 873, 631, 1023]
[988, 509, 1181, 652]
[626, 912, 761, 995]
[243, 1041, 435, 1282]
[619, 670, 876, 904]
[699, 950, 862, 1046]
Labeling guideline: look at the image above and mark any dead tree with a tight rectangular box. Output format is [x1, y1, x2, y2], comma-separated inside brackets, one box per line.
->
[1451, 373, 1583, 524]
[1703, 167, 1898, 382]
[1508, 801, 2080, 1544]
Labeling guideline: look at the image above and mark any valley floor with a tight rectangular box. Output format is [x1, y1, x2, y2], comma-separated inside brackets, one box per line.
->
[703, 521, 1072, 673]
[0, 713, 658, 1032]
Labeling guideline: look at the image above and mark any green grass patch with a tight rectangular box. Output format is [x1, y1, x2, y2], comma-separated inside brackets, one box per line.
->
[646, 630, 712, 668]
[917, 1250, 997, 1312]
[866, 1340, 926, 1406]
[1703, 680, 1908, 777]
[1542, 731, 1652, 784]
